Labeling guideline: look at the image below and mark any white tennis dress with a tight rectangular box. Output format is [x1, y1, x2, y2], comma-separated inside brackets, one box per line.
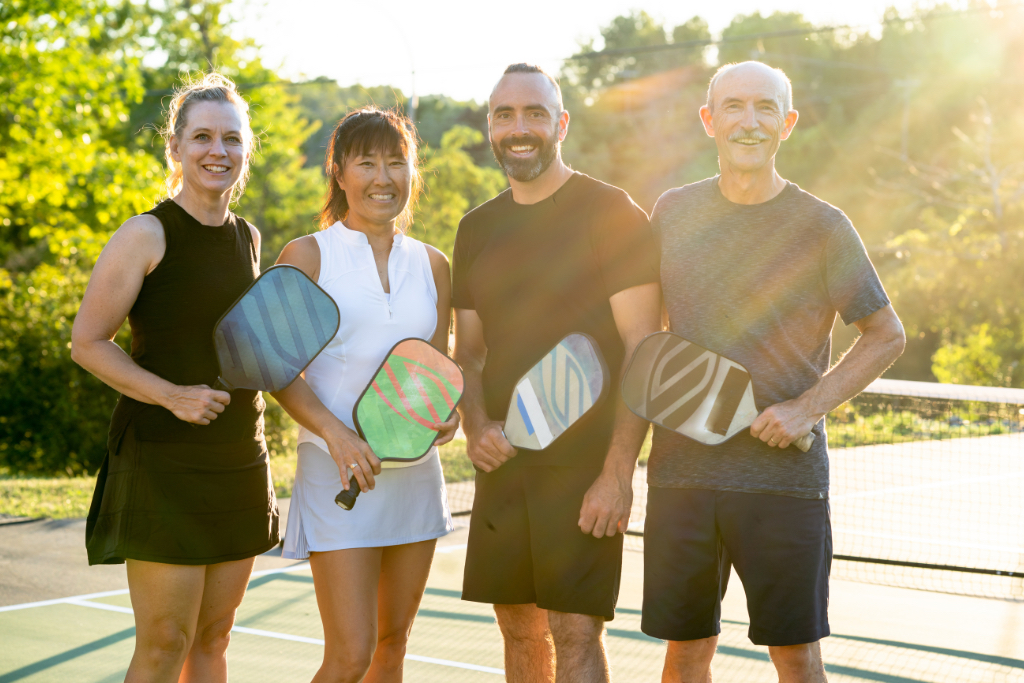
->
[282, 222, 453, 558]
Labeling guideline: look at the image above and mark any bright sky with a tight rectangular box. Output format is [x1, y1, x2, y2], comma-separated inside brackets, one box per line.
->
[234, 0, 946, 103]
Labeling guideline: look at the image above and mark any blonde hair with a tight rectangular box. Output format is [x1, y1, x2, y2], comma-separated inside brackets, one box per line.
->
[160, 72, 254, 202]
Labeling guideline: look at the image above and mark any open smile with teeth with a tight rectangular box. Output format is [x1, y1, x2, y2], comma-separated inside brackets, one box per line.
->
[732, 138, 766, 146]
[203, 164, 230, 173]
[369, 193, 396, 201]
[508, 145, 536, 155]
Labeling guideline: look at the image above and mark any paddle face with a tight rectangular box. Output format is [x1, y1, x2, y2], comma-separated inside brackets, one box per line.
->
[353, 338, 464, 463]
[503, 333, 609, 451]
[212, 265, 340, 392]
[621, 331, 761, 446]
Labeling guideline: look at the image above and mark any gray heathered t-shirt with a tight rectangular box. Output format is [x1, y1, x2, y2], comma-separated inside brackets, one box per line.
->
[649, 177, 890, 499]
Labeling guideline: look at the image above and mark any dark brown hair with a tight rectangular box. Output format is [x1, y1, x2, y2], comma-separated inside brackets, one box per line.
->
[318, 107, 421, 231]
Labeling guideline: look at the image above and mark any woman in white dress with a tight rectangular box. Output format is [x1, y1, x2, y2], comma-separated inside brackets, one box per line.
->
[273, 108, 458, 683]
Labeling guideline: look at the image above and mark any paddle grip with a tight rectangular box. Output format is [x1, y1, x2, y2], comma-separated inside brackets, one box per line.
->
[793, 432, 815, 453]
[334, 474, 361, 510]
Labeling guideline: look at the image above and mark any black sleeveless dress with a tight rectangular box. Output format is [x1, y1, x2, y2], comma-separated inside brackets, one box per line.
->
[86, 199, 280, 565]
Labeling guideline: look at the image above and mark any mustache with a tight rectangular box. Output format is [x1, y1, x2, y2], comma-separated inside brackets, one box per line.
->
[728, 130, 772, 142]
[500, 135, 544, 151]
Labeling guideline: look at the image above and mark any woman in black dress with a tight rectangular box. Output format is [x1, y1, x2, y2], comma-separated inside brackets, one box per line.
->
[71, 72, 278, 682]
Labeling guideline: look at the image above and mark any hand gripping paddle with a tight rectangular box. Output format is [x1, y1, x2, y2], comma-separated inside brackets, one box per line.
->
[621, 331, 814, 452]
[502, 333, 610, 450]
[335, 338, 464, 510]
[212, 264, 340, 392]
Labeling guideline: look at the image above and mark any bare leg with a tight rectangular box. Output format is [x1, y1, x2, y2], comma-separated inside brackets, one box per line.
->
[769, 642, 827, 683]
[547, 610, 609, 683]
[365, 539, 437, 683]
[663, 637, 718, 683]
[309, 548, 383, 683]
[179, 557, 256, 683]
[494, 603, 555, 683]
[125, 560, 206, 683]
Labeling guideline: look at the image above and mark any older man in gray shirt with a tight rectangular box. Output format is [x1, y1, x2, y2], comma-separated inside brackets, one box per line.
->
[643, 62, 906, 683]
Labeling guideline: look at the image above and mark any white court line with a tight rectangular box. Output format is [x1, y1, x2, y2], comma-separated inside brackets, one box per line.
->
[0, 565, 311, 614]
[436, 544, 467, 554]
[406, 654, 504, 675]
[832, 470, 1024, 501]
[0, 588, 129, 613]
[19, 587, 505, 676]
[66, 599, 135, 615]
[249, 562, 310, 578]
[231, 625, 325, 646]
[833, 528, 1024, 555]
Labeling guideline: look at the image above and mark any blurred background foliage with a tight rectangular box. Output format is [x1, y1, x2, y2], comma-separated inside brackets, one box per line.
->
[1, 0, 1021, 476]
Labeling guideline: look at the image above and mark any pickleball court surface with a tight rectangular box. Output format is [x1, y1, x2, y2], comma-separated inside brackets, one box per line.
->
[2, 441, 1023, 682]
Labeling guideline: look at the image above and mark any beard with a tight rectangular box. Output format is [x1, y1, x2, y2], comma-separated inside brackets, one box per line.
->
[491, 131, 559, 182]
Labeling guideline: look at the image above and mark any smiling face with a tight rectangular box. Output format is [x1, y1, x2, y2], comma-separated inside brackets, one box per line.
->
[699, 63, 798, 174]
[169, 100, 249, 200]
[335, 147, 413, 230]
[488, 72, 568, 182]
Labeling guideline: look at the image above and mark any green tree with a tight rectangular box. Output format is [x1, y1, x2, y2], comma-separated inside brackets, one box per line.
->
[0, 0, 163, 474]
[932, 324, 1013, 386]
[413, 126, 506, 260]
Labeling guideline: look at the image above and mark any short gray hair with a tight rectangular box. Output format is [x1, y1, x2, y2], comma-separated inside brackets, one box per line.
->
[706, 61, 793, 113]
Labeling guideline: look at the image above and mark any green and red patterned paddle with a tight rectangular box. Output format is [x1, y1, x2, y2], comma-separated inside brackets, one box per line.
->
[335, 338, 464, 510]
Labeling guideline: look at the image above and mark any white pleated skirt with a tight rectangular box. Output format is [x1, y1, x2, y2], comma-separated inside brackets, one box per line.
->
[282, 442, 453, 559]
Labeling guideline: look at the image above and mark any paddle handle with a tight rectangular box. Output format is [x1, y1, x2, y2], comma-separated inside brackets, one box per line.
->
[793, 432, 815, 452]
[334, 474, 361, 510]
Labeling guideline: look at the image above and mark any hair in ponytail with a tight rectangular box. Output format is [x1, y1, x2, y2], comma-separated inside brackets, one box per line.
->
[160, 71, 254, 202]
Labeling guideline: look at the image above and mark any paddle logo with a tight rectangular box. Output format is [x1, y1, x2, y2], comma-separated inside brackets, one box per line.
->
[504, 333, 609, 450]
[212, 265, 340, 393]
[370, 355, 460, 431]
[354, 339, 464, 462]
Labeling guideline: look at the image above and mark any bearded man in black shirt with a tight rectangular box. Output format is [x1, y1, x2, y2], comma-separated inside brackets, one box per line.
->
[452, 64, 661, 682]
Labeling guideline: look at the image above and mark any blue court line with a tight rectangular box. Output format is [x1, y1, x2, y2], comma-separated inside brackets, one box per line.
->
[0, 627, 135, 682]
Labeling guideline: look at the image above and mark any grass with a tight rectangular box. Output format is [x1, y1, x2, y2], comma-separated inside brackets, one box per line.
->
[0, 476, 95, 520]
[0, 439, 479, 520]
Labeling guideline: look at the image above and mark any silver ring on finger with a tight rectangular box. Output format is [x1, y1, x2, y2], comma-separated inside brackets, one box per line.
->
[349, 462, 360, 471]
[769, 439, 778, 446]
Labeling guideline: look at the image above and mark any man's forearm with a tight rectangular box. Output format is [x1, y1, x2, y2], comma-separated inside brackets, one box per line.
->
[797, 322, 906, 418]
[602, 401, 648, 476]
[456, 363, 492, 435]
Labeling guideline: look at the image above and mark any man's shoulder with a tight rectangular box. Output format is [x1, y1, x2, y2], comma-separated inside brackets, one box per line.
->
[568, 172, 645, 214]
[784, 183, 852, 230]
[459, 187, 513, 230]
[653, 178, 718, 215]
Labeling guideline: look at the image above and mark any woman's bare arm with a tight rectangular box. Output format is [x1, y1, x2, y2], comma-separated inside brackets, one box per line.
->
[270, 236, 380, 491]
[426, 245, 459, 446]
[70, 215, 230, 425]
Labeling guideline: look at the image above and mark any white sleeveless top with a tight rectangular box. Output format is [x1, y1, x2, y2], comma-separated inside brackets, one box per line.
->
[299, 221, 439, 467]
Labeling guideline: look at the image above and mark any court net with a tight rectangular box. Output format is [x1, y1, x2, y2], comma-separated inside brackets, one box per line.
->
[445, 378, 1024, 601]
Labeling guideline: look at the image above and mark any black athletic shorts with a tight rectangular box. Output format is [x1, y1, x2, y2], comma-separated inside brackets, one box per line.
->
[462, 464, 623, 620]
[642, 488, 831, 646]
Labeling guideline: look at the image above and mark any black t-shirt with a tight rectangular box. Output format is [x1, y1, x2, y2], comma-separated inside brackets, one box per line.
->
[452, 172, 658, 468]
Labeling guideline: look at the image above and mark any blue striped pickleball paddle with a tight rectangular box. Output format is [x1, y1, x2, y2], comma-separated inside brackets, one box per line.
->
[212, 264, 340, 392]
[620, 331, 814, 451]
[502, 333, 609, 451]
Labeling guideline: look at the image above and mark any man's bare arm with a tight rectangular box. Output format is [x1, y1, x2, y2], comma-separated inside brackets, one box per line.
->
[751, 304, 907, 449]
[578, 282, 661, 538]
[453, 308, 516, 472]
